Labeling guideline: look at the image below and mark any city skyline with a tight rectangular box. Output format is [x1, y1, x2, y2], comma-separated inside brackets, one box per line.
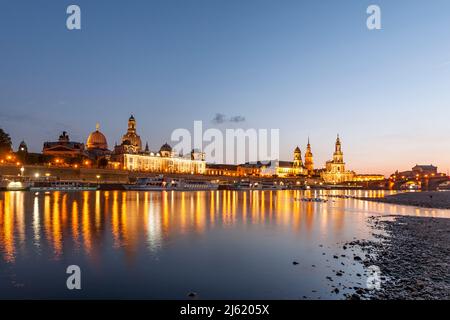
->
[1, 0, 450, 176]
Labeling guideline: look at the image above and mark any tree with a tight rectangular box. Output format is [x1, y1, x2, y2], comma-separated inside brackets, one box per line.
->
[0, 128, 12, 154]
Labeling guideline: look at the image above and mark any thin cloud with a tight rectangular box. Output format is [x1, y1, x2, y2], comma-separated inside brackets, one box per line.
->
[229, 115, 246, 123]
[212, 113, 246, 124]
[212, 113, 227, 124]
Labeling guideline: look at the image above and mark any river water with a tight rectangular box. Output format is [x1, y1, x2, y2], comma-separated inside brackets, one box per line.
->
[0, 190, 449, 299]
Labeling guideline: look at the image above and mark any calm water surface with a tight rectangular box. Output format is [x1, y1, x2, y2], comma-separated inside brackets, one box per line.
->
[1, 190, 449, 299]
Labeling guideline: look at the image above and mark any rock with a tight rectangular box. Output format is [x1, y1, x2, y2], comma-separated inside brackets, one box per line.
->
[349, 294, 361, 300]
[292, 261, 299, 265]
[354, 256, 362, 261]
[187, 292, 197, 298]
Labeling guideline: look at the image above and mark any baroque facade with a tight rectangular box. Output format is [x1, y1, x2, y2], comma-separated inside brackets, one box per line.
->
[321, 135, 355, 183]
[112, 115, 206, 174]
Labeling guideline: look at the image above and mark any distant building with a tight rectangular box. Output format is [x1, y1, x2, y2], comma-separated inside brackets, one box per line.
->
[205, 164, 239, 176]
[321, 135, 355, 183]
[392, 164, 441, 180]
[412, 164, 438, 176]
[43, 131, 86, 160]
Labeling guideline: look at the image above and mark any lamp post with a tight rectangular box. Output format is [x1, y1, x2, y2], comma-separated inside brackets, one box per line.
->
[20, 166, 25, 177]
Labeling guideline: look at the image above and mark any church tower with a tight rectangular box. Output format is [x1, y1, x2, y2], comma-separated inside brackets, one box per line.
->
[293, 146, 303, 168]
[120, 114, 142, 153]
[304, 137, 314, 175]
[333, 134, 344, 163]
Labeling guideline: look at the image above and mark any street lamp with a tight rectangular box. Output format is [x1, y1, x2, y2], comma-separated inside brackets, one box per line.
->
[20, 166, 25, 176]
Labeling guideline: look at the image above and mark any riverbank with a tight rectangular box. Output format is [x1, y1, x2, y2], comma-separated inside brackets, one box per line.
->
[361, 191, 450, 209]
[345, 215, 450, 300]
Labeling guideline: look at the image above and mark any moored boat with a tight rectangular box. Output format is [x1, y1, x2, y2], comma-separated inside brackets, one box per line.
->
[30, 181, 98, 192]
[123, 176, 173, 191]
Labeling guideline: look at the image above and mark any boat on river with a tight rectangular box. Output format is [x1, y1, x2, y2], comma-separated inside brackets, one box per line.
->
[30, 181, 98, 192]
[123, 176, 173, 191]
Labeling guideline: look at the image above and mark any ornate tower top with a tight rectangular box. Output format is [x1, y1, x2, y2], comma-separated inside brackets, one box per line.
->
[293, 146, 303, 168]
[335, 134, 342, 153]
[128, 115, 136, 132]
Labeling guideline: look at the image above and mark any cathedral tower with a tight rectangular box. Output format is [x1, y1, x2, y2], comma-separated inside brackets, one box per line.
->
[304, 137, 314, 175]
[293, 146, 303, 168]
[333, 134, 344, 163]
[120, 114, 142, 153]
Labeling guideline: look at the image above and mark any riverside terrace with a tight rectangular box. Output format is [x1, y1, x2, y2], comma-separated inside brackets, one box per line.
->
[0, 164, 388, 190]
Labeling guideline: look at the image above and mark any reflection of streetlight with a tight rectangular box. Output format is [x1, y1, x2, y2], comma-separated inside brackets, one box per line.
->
[20, 166, 25, 176]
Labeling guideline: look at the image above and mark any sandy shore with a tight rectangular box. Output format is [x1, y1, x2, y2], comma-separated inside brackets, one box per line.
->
[361, 191, 450, 209]
[345, 215, 450, 300]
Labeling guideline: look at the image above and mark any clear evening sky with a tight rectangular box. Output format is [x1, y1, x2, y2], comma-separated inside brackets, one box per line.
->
[1, 0, 450, 176]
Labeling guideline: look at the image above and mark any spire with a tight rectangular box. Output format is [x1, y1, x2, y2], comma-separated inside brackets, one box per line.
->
[96, 123, 100, 131]
[145, 142, 149, 152]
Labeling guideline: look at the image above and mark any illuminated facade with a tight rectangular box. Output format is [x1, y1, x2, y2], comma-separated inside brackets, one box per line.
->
[321, 135, 355, 183]
[259, 147, 308, 177]
[304, 138, 314, 175]
[123, 152, 206, 174]
[114, 115, 143, 154]
[42, 131, 86, 159]
[111, 115, 206, 174]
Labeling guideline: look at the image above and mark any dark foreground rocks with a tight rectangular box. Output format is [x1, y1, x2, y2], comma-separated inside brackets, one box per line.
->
[346, 215, 450, 300]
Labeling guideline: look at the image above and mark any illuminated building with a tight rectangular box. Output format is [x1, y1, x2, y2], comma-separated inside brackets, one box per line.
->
[122, 147, 206, 174]
[86, 123, 111, 160]
[43, 131, 86, 160]
[115, 115, 142, 154]
[304, 138, 314, 175]
[259, 147, 308, 177]
[352, 174, 385, 182]
[321, 135, 355, 183]
[113, 115, 206, 174]
[86, 123, 108, 151]
[205, 164, 238, 176]
[412, 164, 438, 176]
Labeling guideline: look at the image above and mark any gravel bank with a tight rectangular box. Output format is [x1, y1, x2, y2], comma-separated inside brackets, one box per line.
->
[346, 215, 450, 300]
[361, 191, 450, 209]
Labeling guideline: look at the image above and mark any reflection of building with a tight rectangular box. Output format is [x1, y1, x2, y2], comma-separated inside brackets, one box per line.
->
[43, 131, 86, 159]
[322, 135, 355, 183]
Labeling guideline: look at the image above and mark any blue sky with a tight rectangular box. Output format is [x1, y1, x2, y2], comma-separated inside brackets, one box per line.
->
[1, 0, 450, 175]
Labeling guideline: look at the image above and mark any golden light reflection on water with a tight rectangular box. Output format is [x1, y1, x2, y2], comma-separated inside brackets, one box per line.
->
[0, 190, 449, 264]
